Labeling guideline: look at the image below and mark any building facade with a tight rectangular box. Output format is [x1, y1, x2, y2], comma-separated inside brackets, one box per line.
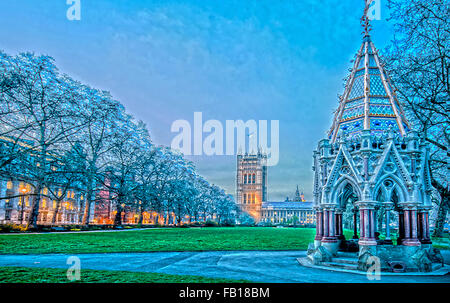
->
[236, 153, 314, 224]
[261, 201, 315, 225]
[0, 179, 84, 225]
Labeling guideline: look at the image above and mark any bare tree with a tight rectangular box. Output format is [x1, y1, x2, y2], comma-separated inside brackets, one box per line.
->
[384, 0, 449, 236]
[0, 53, 86, 229]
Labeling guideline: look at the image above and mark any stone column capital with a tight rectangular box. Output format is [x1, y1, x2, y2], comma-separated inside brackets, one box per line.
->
[322, 204, 337, 210]
[382, 201, 394, 210]
[418, 206, 432, 212]
[356, 200, 377, 209]
[399, 202, 419, 210]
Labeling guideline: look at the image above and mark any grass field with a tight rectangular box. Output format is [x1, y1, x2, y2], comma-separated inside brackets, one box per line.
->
[0, 266, 249, 283]
[0, 227, 447, 255]
[0, 227, 326, 254]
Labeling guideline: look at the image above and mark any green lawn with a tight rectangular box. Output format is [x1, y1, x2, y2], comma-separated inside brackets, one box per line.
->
[0, 227, 321, 254]
[0, 266, 249, 283]
[0, 227, 447, 255]
[432, 236, 450, 250]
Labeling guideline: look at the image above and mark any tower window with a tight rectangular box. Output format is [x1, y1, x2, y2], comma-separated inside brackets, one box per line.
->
[243, 193, 247, 204]
[252, 174, 256, 184]
[244, 174, 247, 184]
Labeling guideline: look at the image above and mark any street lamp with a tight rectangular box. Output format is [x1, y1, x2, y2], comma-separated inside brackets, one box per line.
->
[19, 187, 28, 225]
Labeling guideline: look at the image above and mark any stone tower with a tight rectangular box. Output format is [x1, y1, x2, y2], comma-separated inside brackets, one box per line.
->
[236, 151, 268, 222]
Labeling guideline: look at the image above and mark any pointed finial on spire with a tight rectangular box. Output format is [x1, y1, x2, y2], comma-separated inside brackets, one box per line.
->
[361, 0, 373, 37]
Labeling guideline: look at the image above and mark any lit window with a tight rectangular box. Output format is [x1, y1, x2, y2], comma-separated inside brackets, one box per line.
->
[6, 181, 13, 189]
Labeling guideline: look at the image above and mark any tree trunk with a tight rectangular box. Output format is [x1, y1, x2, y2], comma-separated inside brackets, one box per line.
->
[51, 200, 62, 225]
[82, 174, 95, 226]
[26, 181, 43, 230]
[114, 203, 123, 227]
[138, 207, 143, 225]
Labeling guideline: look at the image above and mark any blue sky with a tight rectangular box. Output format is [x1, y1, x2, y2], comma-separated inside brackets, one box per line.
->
[0, 0, 397, 201]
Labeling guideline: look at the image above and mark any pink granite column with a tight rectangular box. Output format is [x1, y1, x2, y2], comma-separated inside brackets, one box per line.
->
[417, 210, 423, 240]
[329, 209, 335, 237]
[322, 207, 338, 244]
[403, 207, 421, 246]
[364, 209, 370, 239]
[359, 209, 365, 239]
[358, 205, 377, 246]
[335, 212, 344, 239]
[404, 209, 411, 240]
[369, 209, 375, 240]
[315, 209, 323, 241]
[329, 209, 336, 237]
[411, 209, 418, 240]
[323, 209, 329, 238]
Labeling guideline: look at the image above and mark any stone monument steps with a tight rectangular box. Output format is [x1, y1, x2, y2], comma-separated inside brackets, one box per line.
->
[336, 252, 358, 258]
[432, 263, 443, 271]
[332, 257, 358, 265]
[321, 261, 358, 271]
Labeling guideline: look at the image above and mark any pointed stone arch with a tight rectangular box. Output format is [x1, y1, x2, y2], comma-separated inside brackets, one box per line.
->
[330, 175, 362, 208]
[375, 186, 388, 202]
[373, 173, 408, 204]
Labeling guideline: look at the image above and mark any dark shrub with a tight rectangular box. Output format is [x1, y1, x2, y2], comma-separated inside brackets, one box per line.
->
[204, 220, 219, 227]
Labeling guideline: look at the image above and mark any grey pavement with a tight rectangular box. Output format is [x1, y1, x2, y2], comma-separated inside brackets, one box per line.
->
[0, 250, 449, 283]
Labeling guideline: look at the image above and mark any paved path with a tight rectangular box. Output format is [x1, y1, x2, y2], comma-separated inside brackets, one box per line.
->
[0, 251, 449, 283]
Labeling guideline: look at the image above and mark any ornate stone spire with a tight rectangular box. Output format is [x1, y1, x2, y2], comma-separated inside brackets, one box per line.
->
[361, 0, 373, 37]
[294, 185, 301, 201]
[327, 1, 410, 143]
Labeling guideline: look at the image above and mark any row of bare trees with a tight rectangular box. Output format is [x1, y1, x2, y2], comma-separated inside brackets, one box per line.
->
[0, 51, 237, 230]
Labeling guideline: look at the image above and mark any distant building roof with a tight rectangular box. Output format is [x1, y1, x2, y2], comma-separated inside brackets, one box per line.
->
[262, 201, 313, 210]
